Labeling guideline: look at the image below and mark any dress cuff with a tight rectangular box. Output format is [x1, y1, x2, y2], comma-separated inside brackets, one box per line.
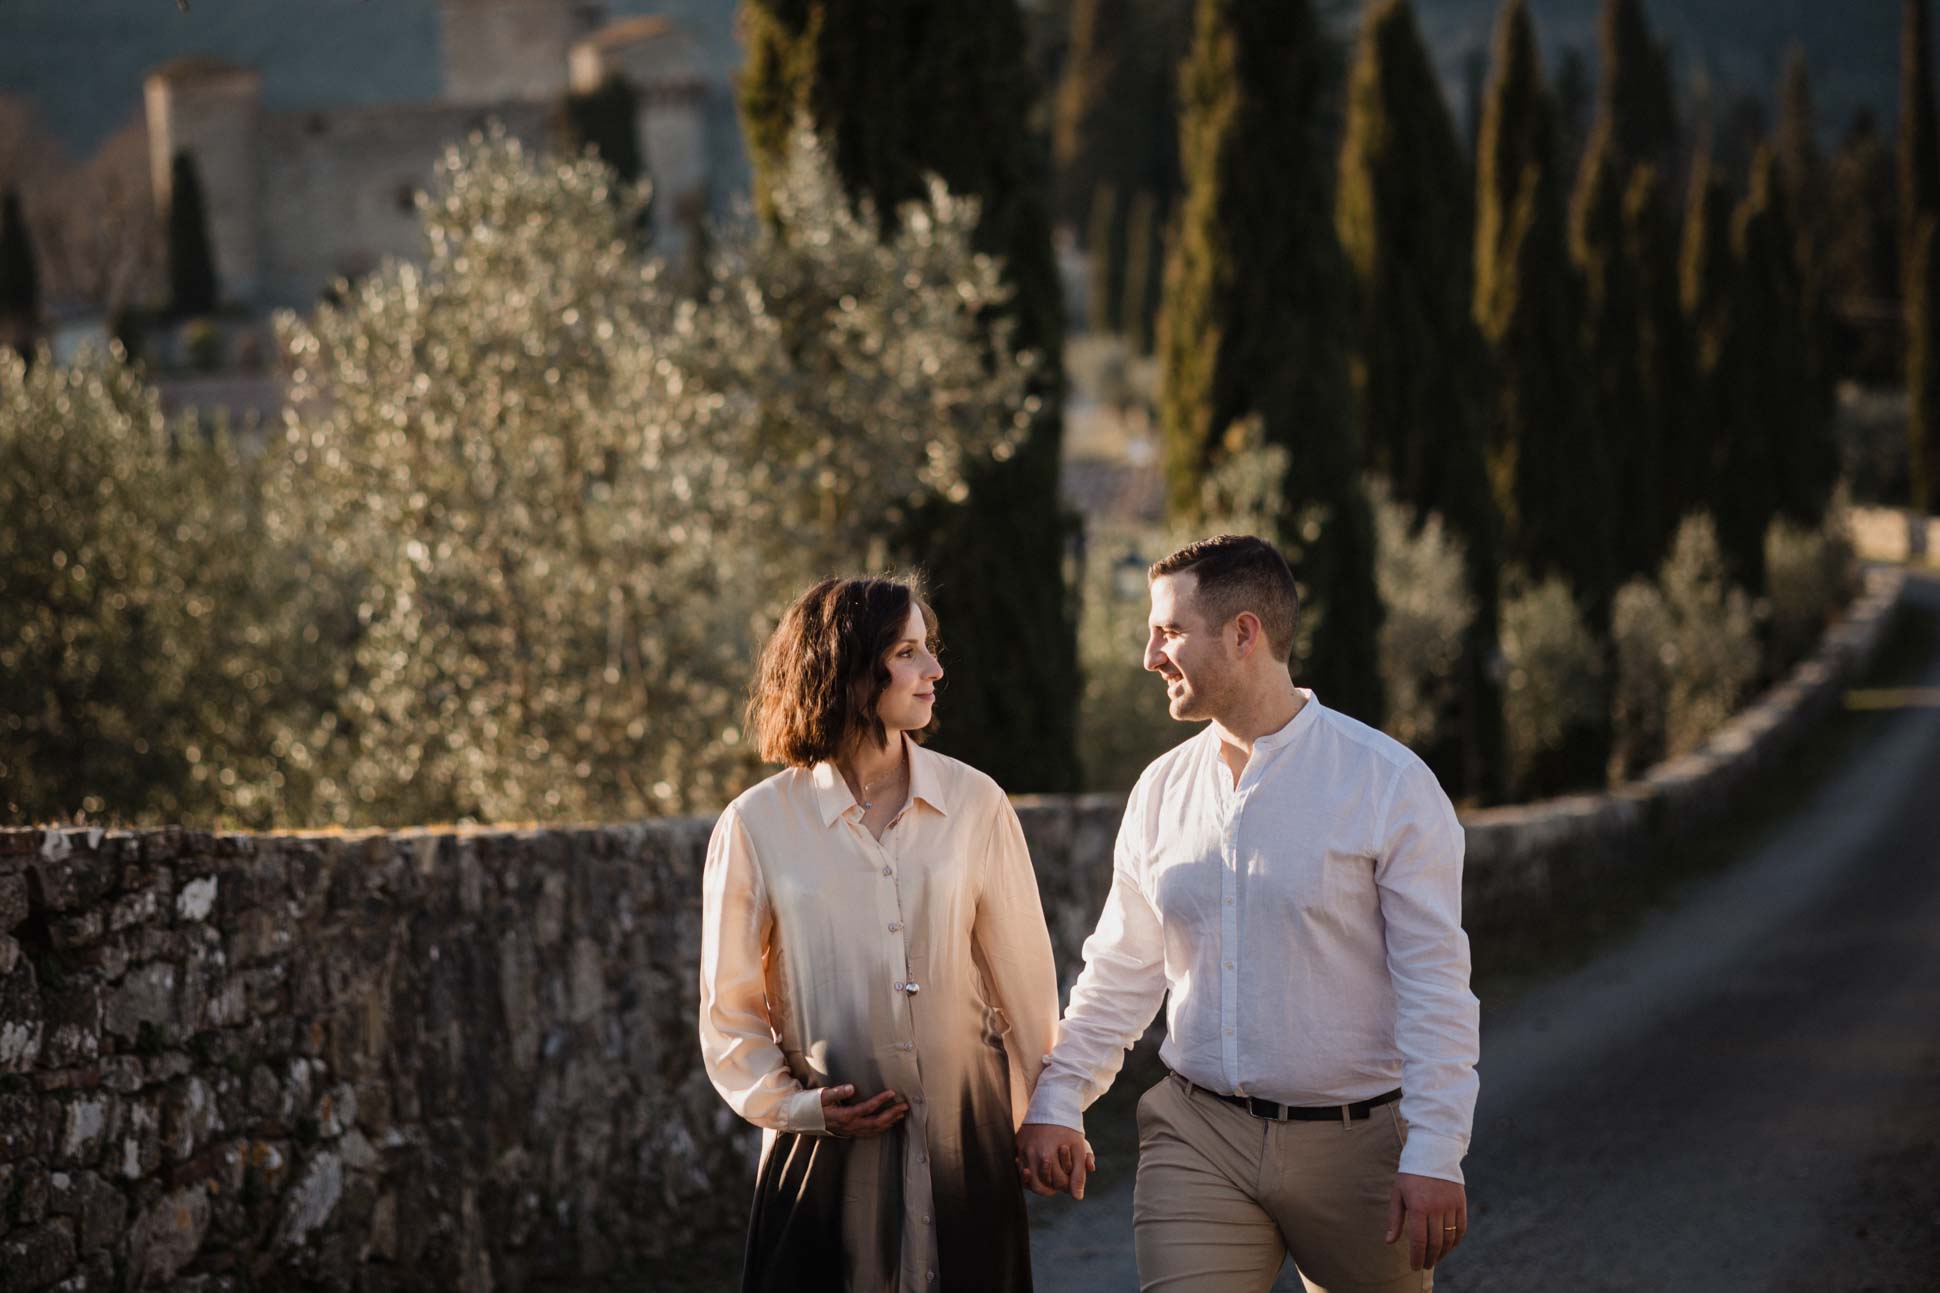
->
[1021, 1077, 1086, 1133]
[785, 1087, 828, 1135]
[1396, 1130, 1466, 1185]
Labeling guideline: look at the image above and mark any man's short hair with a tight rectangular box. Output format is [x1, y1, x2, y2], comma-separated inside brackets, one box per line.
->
[1149, 534, 1299, 663]
[747, 576, 939, 766]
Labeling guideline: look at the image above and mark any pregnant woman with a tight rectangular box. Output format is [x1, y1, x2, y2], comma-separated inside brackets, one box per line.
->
[699, 575, 1060, 1292]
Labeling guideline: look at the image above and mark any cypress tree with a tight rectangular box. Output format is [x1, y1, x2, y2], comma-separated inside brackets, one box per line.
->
[1119, 188, 1160, 353]
[560, 74, 644, 185]
[1572, 120, 1659, 579]
[1338, 0, 1501, 798]
[1775, 47, 1839, 502]
[1622, 164, 1695, 548]
[1085, 181, 1123, 333]
[1912, 215, 1940, 510]
[1475, 0, 1614, 626]
[0, 188, 38, 358]
[1905, 1, 1940, 273]
[1824, 110, 1900, 381]
[738, 0, 1078, 789]
[1720, 147, 1812, 583]
[1596, 0, 1678, 177]
[167, 151, 218, 317]
[1157, 0, 1383, 723]
[1053, 0, 1191, 336]
[1680, 142, 1736, 536]
[1568, 0, 1681, 579]
[1553, 46, 1592, 174]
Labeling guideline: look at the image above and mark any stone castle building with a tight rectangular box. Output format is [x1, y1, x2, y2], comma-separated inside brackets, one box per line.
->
[142, 0, 722, 311]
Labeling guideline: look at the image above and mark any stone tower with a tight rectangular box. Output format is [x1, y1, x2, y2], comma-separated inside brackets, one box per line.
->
[440, 0, 602, 103]
[144, 58, 263, 304]
[569, 17, 710, 253]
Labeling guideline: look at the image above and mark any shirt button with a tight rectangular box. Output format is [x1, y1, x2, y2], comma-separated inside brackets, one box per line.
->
[927, 1273, 936, 1283]
[881, 866, 893, 877]
[888, 921, 902, 932]
[913, 1094, 924, 1103]
[1224, 961, 1234, 970]
[919, 1153, 929, 1164]
[922, 1215, 933, 1225]
[1225, 1028, 1235, 1036]
[1225, 897, 1234, 906]
[896, 1042, 914, 1051]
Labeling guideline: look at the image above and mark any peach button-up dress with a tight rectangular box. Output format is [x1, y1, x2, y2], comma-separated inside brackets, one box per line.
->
[699, 738, 1060, 1293]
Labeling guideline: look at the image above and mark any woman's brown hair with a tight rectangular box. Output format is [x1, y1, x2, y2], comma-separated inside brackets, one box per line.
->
[747, 576, 939, 767]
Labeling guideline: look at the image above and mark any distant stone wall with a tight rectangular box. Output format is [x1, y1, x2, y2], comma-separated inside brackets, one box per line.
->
[0, 571, 1903, 1291]
[256, 101, 551, 310]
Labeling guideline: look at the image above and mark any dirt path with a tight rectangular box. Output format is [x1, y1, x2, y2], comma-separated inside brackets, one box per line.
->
[1031, 572, 1940, 1292]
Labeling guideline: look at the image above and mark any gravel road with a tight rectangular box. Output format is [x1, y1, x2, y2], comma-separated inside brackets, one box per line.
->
[1031, 571, 1940, 1292]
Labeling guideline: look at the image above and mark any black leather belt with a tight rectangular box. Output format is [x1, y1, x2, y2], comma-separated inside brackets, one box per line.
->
[1176, 1072, 1401, 1123]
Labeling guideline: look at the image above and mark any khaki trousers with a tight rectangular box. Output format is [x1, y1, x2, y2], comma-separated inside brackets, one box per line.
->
[1132, 1073, 1432, 1293]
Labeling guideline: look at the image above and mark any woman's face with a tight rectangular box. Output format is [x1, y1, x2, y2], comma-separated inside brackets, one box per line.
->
[874, 602, 943, 736]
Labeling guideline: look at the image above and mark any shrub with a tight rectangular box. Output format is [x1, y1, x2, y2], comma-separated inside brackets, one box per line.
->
[1499, 573, 1605, 795]
[1763, 498, 1858, 673]
[267, 126, 1031, 825]
[1368, 476, 1476, 754]
[1609, 514, 1761, 778]
[0, 349, 296, 823]
[1075, 527, 1184, 792]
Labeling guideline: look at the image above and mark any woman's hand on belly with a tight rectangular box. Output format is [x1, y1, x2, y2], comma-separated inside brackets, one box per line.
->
[821, 1084, 911, 1138]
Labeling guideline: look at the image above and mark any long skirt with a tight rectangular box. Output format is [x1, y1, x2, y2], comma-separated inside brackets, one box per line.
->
[740, 1047, 1033, 1293]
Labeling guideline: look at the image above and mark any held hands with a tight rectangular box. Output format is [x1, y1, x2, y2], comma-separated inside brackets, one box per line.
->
[1384, 1172, 1467, 1271]
[820, 1084, 910, 1138]
[1015, 1122, 1096, 1200]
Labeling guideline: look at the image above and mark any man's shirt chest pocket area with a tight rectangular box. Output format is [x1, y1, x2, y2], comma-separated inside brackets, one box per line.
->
[1145, 793, 1369, 925]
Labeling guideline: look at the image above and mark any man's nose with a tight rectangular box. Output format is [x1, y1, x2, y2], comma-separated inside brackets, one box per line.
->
[1143, 637, 1164, 671]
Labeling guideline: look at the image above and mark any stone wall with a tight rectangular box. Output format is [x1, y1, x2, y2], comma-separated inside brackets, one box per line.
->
[0, 570, 1904, 1291]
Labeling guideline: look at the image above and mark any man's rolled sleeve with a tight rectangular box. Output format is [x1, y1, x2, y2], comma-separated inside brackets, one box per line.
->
[1023, 790, 1169, 1133]
[1373, 760, 1480, 1186]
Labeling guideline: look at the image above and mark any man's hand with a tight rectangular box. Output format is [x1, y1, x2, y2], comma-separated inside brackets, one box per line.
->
[1015, 1122, 1095, 1199]
[1383, 1172, 1467, 1270]
[820, 1085, 908, 1138]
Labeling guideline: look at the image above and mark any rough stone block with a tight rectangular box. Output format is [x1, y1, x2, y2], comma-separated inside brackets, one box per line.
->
[10, 1163, 48, 1225]
[55, 1096, 114, 1168]
[127, 1185, 210, 1288]
[0, 1218, 76, 1293]
[0, 961, 43, 1074]
[104, 963, 176, 1044]
[39, 984, 102, 1069]
[45, 1171, 125, 1256]
[0, 872, 27, 932]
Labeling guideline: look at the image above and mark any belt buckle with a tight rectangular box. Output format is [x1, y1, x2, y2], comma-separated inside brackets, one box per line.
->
[1249, 1096, 1289, 1122]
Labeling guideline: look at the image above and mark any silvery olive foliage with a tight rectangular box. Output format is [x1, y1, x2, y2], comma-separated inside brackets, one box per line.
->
[1610, 514, 1761, 777]
[267, 125, 1034, 825]
[1072, 427, 1327, 792]
[1499, 573, 1605, 794]
[1075, 525, 1186, 792]
[0, 349, 315, 823]
[1763, 498, 1858, 673]
[1367, 476, 1476, 753]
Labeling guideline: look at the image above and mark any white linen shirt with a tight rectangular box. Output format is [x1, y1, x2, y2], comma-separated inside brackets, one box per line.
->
[1023, 690, 1481, 1183]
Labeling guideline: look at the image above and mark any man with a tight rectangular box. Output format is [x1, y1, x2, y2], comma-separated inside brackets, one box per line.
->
[1017, 535, 1479, 1291]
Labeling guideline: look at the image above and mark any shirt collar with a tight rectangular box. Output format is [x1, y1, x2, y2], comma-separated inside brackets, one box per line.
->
[1249, 688, 1322, 754]
[809, 735, 951, 827]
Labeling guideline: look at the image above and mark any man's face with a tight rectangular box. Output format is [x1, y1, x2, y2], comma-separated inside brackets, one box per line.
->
[873, 602, 943, 735]
[1145, 573, 1236, 723]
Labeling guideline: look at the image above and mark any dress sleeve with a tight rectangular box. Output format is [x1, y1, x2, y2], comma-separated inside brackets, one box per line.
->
[971, 792, 1063, 1132]
[1372, 759, 1480, 1184]
[1021, 782, 1169, 1133]
[698, 803, 828, 1135]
